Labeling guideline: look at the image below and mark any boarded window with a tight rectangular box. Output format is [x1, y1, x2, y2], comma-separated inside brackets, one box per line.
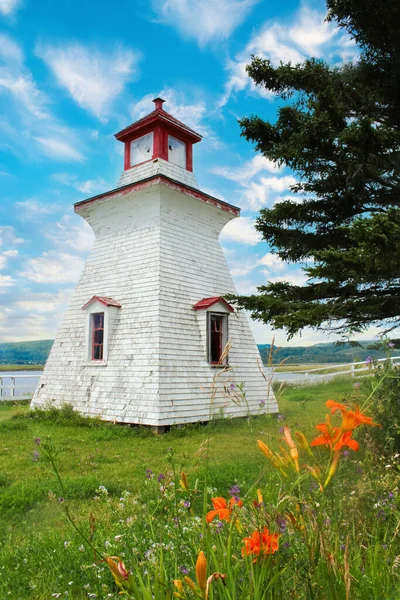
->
[92, 313, 104, 360]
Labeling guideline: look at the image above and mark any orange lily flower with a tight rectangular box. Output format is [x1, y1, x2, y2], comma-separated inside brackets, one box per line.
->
[310, 419, 359, 452]
[206, 496, 242, 523]
[242, 527, 280, 558]
[325, 400, 379, 431]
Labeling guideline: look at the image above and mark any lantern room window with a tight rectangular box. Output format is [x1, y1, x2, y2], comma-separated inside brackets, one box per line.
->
[91, 313, 104, 360]
[168, 135, 186, 168]
[208, 312, 228, 365]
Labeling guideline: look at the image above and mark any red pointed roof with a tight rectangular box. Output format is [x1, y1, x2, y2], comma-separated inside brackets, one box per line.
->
[193, 297, 234, 312]
[115, 98, 202, 144]
[82, 296, 122, 310]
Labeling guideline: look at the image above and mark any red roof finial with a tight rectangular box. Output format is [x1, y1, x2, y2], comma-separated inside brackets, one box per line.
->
[153, 97, 165, 110]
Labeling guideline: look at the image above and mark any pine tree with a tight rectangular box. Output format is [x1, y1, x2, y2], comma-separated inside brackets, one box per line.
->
[232, 0, 400, 338]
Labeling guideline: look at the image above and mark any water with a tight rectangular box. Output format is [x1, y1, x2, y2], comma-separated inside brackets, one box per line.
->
[0, 370, 42, 399]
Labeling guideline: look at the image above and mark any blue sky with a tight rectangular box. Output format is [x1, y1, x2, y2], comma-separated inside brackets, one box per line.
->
[0, 0, 384, 345]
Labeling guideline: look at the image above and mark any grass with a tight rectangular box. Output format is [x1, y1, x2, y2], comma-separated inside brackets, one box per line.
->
[0, 376, 398, 599]
[0, 364, 44, 371]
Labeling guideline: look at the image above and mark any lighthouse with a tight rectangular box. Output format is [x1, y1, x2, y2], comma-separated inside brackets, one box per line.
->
[31, 99, 278, 428]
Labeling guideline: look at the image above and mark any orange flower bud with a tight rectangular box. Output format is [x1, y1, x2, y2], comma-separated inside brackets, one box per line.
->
[180, 471, 189, 491]
[184, 576, 198, 593]
[196, 551, 207, 592]
[257, 440, 273, 459]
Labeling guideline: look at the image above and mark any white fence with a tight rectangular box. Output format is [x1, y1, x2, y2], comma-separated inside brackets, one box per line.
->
[0, 373, 40, 400]
[271, 355, 400, 385]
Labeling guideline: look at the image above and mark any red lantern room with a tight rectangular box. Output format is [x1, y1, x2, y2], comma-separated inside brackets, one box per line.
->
[115, 98, 202, 173]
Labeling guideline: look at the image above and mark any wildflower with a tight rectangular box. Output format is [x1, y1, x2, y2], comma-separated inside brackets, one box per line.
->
[196, 551, 207, 593]
[388, 341, 395, 349]
[242, 527, 280, 558]
[324, 450, 340, 488]
[310, 417, 359, 452]
[353, 382, 361, 390]
[180, 471, 189, 491]
[229, 484, 241, 499]
[32, 450, 40, 462]
[282, 425, 299, 471]
[104, 557, 135, 594]
[294, 431, 313, 456]
[179, 566, 189, 575]
[34, 437, 41, 446]
[206, 496, 242, 523]
[158, 473, 165, 482]
[365, 356, 373, 365]
[325, 400, 379, 431]
[145, 468, 154, 480]
[257, 440, 273, 459]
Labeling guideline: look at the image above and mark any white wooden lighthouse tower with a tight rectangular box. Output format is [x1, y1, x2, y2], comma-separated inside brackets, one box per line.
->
[31, 99, 278, 427]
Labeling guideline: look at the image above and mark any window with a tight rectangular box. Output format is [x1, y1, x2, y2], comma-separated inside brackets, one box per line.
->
[168, 135, 186, 168]
[208, 313, 228, 365]
[130, 132, 153, 166]
[91, 313, 104, 360]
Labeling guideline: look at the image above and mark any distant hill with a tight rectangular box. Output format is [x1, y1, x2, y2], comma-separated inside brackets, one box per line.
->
[0, 339, 395, 366]
[0, 340, 54, 365]
[258, 341, 393, 365]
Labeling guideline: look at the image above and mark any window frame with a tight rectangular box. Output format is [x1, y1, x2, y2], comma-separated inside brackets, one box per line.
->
[207, 311, 229, 366]
[91, 312, 105, 361]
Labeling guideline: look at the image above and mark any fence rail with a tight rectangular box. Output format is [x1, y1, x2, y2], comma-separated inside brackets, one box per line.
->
[0, 373, 40, 400]
[271, 355, 400, 384]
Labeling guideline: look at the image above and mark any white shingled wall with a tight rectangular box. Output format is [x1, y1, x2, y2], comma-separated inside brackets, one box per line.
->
[31, 179, 278, 424]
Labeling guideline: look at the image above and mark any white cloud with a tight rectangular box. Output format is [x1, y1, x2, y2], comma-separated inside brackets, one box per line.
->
[258, 253, 286, 272]
[0, 225, 24, 247]
[212, 155, 281, 184]
[53, 172, 106, 194]
[37, 42, 141, 119]
[0, 0, 20, 16]
[20, 251, 85, 283]
[0, 33, 23, 63]
[245, 175, 298, 210]
[45, 215, 94, 253]
[0, 274, 16, 288]
[15, 289, 72, 314]
[0, 34, 84, 162]
[219, 3, 357, 107]
[220, 216, 262, 246]
[34, 136, 84, 162]
[0, 249, 18, 270]
[151, 0, 258, 46]
[214, 155, 297, 210]
[16, 199, 59, 222]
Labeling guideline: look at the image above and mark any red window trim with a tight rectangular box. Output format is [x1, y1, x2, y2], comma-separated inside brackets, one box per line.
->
[91, 312, 104, 361]
[208, 312, 228, 366]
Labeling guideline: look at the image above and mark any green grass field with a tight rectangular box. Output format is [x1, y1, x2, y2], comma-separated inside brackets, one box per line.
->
[0, 376, 398, 599]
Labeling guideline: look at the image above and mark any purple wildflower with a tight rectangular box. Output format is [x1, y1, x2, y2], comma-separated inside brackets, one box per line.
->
[157, 473, 165, 482]
[32, 450, 40, 462]
[365, 356, 373, 365]
[34, 437, 41, 446]
[229, 383, 236, 390]
[229, 485, 241, 497]
[343, 450, 350, 457]
[260, 399, 266, 407]
[183, 500, 191, 508]
[145, 468, 154, 480]
[277, 414, 285, 421]
[179, 566, 189, 575]
[388, 342, 395, 349]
